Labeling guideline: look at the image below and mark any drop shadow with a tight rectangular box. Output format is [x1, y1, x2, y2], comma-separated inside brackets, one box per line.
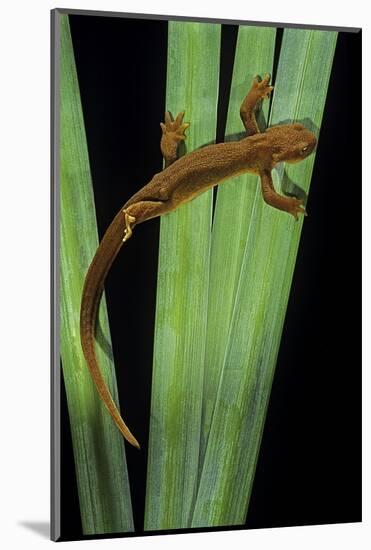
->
[178, 139, 187, 157]
[256, 101, 269, 132]
[273, 117, 320, 137]
[18, 520, 50, 539]
[281, 170, 308, 205]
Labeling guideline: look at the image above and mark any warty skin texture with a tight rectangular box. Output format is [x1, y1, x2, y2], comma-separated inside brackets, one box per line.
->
[79, 75, 317, 448]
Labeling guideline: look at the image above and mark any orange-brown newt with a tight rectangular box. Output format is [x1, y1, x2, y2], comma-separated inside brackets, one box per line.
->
[80, 74, 317, 449]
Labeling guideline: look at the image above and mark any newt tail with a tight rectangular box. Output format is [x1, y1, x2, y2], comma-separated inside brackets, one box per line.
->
[80, 207, 140, 449]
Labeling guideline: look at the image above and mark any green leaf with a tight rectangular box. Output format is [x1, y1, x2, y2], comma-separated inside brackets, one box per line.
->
[144, 21, 221, 530]
[192, 27, 337, 528]
[59, 14, 134, 535]
[199, 24, 277, 475]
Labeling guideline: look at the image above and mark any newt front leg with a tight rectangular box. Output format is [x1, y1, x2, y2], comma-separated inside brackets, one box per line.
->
[240, 73, 274, 135]
[260, 168, 307, 220]
[160, 110, 190, 167]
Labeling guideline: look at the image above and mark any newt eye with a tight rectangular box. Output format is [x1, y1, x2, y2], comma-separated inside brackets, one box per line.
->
[301, 146, 308, 153]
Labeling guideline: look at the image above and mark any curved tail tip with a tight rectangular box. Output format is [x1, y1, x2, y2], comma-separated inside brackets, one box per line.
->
[126, 433, 141, 450]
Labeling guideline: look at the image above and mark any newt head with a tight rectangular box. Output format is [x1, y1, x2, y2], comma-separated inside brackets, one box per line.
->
[267, 123, 317, 165]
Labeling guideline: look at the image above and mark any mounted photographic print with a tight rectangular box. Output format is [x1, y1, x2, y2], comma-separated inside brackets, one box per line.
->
[51, 8, 362, 542]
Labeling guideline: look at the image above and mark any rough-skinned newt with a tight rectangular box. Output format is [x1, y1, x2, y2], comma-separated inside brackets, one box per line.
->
[80, 74, 317, 449]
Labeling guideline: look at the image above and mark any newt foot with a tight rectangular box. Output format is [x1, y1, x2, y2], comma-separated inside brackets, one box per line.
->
[160, 111, 190, 143]
[160, 111, 190, 164]
[122, 210, 136, 242]
[252, 73, 274, 100]
[287, 197, 307, 221]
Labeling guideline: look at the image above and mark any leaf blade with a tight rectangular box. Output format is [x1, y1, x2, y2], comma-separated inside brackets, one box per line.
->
[192, 27, 337, 528]
[144, 21, 221, 530]
[59, 14, 134, 535]
[199, 25, 277, 473]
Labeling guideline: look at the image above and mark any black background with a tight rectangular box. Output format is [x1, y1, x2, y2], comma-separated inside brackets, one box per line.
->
[59, 13, 362, 541]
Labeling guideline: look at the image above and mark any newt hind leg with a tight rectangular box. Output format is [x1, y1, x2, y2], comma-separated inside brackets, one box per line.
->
[122, 211, 136, 242]
[240, 73, 274, 136]
[122, 198, 172, 241]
